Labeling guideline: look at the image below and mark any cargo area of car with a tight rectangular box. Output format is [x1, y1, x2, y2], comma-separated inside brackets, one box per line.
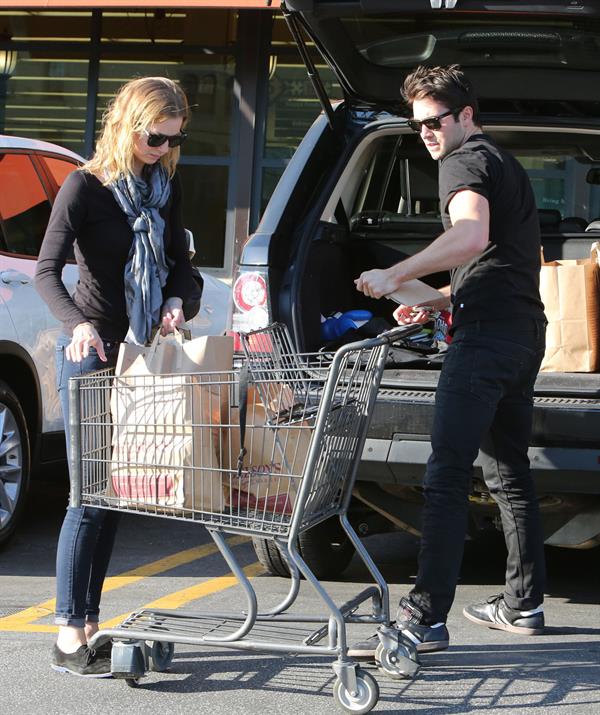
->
[294, 124, 600, 399]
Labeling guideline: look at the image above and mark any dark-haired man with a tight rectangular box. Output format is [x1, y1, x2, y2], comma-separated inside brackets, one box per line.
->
[352, 64, 547, 657]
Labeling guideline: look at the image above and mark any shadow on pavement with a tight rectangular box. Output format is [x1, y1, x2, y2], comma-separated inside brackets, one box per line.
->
[114, 639, 600, 712]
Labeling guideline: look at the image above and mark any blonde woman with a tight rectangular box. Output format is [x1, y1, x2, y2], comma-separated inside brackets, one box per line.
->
[35, 77, 200, 677]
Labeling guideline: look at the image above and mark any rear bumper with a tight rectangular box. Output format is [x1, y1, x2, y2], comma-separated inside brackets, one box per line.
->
[359, 438, 600, 495]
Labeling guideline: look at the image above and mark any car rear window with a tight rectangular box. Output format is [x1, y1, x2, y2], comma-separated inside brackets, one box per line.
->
[351, 131, 600, 227]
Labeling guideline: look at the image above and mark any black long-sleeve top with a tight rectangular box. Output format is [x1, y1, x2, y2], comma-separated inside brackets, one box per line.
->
[35, 169, 199, 342]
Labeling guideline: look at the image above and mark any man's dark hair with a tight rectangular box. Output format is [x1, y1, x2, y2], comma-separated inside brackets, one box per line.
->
[402, 64, 480, 125]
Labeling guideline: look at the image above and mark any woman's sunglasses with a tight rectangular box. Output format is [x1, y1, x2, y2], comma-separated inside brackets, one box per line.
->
[143, 129, 187, 148]
[407, 107, 463, 133]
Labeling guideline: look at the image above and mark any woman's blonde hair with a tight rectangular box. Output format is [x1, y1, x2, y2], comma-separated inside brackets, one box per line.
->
[84, 76, 190, 184]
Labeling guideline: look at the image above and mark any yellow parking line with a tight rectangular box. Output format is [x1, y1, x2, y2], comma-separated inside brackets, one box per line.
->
[100, 562, 265, 629]
[0, 536, 250, 633]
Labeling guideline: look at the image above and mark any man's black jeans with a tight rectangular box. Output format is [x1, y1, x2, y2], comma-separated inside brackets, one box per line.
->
[409, 318, 547, 624]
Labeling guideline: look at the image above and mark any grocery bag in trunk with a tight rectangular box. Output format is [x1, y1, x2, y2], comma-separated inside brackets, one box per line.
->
[540, 243, 600, 372]
[108, 331, 234, 513]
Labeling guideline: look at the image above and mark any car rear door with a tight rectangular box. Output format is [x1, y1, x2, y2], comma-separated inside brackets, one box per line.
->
[283, 0, 600, 111]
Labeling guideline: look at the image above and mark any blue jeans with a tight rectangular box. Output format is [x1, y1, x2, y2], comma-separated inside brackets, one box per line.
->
[408, 318, 547, 623]
[55, 333, 121, 627]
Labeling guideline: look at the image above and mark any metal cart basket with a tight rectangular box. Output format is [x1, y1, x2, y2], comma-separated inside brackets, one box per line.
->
[70, 323, 421, 713]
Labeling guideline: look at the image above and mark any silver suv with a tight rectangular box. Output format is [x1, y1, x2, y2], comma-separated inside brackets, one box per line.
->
[232, 1, 600, 577]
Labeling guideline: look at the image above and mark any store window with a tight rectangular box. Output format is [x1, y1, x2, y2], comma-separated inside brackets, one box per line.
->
[96, 56, 235, 157]
[264, 57, 341, 162]
[0, 9, 91, 42]
[99, 9, 237, 47]
[178, 164, 229, 267]
[0, 11, 91, 153]
[96, 52, 235, 269]
[255, 15, 343, 223]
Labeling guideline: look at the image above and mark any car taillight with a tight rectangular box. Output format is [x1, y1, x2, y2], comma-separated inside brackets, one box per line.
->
[231, 270, 270, 347]
[233, 271, 267, 312]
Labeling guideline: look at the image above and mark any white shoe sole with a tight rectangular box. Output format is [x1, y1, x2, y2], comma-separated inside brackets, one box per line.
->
[51, 663, 113, 678]
[462, 608, 544, 635]
[348, 639, 448, 658]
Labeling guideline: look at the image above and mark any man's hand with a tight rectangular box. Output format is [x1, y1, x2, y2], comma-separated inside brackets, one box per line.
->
[67, 322, 106, 363]
[393, 292, 451, 325]
[393, 304, 433, 325]
[161, 297, 185, 335]
[355, 268, 399, 299]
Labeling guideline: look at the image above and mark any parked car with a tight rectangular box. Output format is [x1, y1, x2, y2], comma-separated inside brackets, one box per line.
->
[0, 135, 231, 545]
[232, 0, 600, 577]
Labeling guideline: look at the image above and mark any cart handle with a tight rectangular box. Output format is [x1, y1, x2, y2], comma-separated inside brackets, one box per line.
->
[377, 323, 427, 344]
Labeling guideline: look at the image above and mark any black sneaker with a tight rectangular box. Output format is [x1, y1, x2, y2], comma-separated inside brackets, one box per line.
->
[463, 594, 545, 635]
[93, 640, 113, 658]
[51, 644, 112, 678]
[347, 598, 449, 659]
[395, 597, 449, 653]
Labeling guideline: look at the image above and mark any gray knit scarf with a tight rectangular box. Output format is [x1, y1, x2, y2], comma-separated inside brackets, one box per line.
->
[108, 165, 172, 345]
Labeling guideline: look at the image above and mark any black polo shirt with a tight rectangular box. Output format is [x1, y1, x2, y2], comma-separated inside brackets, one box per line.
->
[439, 133, 545, 330]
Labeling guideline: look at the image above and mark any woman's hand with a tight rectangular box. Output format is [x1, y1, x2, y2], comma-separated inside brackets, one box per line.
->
[67, 322, 106, 362]
[161, 297, 185, 335]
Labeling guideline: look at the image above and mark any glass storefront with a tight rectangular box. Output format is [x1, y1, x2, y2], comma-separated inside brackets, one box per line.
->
[95, 52, 235, 257]
[0, 7, 343, 272]
[0, 10, 92, 152]
[0, 53, 89, 153]
[253, 14, 343, 224]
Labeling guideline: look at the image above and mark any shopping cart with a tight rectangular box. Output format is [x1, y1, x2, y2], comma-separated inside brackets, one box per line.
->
[70, 323, 422, 713]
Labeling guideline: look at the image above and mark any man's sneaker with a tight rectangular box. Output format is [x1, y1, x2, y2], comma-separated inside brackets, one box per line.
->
[395, 597, 449, 653]
[463, 594, 544, 635]
[347, 598, 449, 659]
[51, 644, 112, 678]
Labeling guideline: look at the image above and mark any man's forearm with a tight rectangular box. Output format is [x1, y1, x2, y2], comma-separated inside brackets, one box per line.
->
[389, 220, 486, 286]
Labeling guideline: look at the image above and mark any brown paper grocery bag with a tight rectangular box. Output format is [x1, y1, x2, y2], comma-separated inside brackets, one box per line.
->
[108, 331, 233, 513]
[540, 243, 600, 372]
[223, 385, 313, 516]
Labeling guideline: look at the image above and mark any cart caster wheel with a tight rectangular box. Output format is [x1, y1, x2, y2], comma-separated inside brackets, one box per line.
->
[375, 642, 420, 680]
[333, 668, 379, 714]
[125, 677, 141, 688]
[150, 641, 175, 672]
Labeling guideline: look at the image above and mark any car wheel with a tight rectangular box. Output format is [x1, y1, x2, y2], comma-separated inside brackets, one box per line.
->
[252, 516, 354, 579]
[0, 380, 31, 546]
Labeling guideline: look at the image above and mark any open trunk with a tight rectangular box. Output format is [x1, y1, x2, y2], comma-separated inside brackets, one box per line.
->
[291, 120, 600, 396]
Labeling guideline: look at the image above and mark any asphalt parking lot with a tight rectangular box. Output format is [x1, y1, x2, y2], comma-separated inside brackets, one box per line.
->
[0, 477, 599, 715]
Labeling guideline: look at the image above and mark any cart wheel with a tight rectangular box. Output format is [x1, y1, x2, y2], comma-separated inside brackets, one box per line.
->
[150, 641, 175, 672]
[375, 642, 420, 680]
[333, 669, 379, 714]
[125, 677, 141, 688]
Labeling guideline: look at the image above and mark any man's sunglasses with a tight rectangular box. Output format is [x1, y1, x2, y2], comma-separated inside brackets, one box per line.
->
[143, 129, 187, 148]
[407, 107, 463, 133]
